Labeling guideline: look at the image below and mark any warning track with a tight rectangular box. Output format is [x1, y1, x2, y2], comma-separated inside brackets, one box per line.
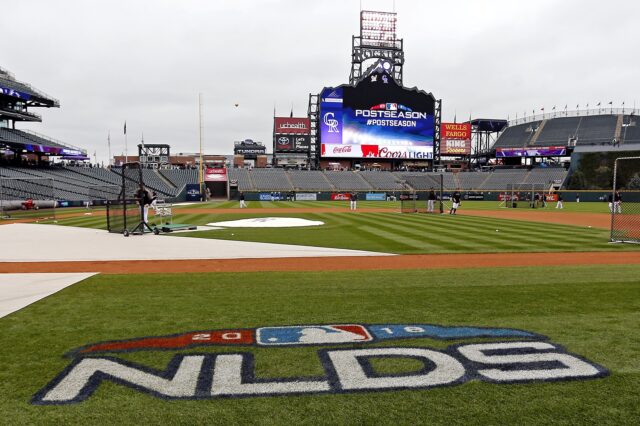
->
[1, 252, 639, 274]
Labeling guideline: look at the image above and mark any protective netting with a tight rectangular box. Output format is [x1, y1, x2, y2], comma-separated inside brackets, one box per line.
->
[106, 163, 145, 234]
[400, 192, 418, 213]
[503, 183, 548, 209]
[611, 157, 640, 243]
[106, 199, 141, 233]
[0, 178, 56, 221]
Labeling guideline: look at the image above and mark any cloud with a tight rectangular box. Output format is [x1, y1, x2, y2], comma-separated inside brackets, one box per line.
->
[3, 0, 638, 163]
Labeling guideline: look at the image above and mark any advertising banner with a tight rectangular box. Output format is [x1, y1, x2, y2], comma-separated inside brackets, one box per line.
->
[331, 193, 351, 201]
[275, 135, 310, 152]
[496, 147, 567, 157]
[365, 193, 386, 201]
[295, 193, 317, 201]
[274, 117, 311, 134]
[259, 193, 272, 201]
[463, 193, 485, 200]
[441, 123, 471, 155]
[185, 184, 201, 201]
[0, 85, 31, 100]
[320, 70, 435, 159]
[205, 168, 227, 182]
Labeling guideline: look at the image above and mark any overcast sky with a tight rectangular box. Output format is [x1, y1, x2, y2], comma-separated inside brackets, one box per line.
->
[3, 0, 639, 162]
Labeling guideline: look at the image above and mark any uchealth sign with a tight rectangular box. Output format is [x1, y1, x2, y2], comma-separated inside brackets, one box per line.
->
[32, 322, 607, 405]
[274, 117, 311, 134]
[441, 123, 471, 155]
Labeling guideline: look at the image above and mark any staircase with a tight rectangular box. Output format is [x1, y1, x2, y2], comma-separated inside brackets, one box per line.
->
[614, 115, 624, 142]
[529, 120, 547, 145]
[154, 170, 177, 191]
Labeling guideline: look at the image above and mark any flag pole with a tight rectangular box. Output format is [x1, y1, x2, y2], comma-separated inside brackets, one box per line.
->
[107, 131, 112, 167]
[124, 121, 128, 164]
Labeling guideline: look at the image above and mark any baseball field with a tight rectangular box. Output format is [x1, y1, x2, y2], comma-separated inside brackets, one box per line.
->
[1, 200, 639, 424]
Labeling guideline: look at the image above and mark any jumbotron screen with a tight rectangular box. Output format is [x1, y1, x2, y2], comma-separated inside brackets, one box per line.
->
[320, 70, 435, 159]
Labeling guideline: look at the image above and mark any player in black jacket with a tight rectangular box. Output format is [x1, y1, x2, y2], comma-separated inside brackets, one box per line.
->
[450, 190, 461, 215]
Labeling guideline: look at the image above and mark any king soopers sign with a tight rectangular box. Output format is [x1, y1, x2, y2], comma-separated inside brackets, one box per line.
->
[32, 323, 607, 405]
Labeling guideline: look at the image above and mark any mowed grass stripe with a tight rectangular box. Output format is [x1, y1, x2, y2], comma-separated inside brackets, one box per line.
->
[358, 214, 523, 252]
[349, 214, 478, 252]
[397, 213, 601, 245]
[364, 213, 600, 252]
[308, 212, 422, 251]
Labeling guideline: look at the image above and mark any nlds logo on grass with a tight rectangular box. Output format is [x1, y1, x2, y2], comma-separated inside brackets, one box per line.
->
[31, 323, 608, 405]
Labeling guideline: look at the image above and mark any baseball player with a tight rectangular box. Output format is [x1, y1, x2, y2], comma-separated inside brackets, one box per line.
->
[427, 188, 436, 213]
[239, 192, 247, 208]
[449, 190, 461, 215]
[350, 192, 358, 211]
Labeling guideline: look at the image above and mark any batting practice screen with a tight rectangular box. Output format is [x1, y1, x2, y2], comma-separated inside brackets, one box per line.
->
[610, 157, 640, 243]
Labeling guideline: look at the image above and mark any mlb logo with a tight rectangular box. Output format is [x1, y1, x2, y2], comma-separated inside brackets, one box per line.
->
[257, 324, 373, 346]
[386, 103, 398, 111]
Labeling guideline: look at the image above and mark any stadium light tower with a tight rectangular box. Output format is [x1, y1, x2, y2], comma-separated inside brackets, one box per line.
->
[350, 10, 404, 85]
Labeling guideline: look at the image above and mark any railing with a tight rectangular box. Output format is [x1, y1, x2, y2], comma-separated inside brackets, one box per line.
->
[0, 107, 41, 121]
[508, 108, 639, 127]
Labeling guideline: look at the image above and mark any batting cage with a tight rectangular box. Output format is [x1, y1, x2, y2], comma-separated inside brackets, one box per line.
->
[610, 156, 640, 243]
[86, 184, 120, 206]
[106, 163, 153, 236]
[0, 177, 57, 221]
[400, 174, 445, 214]
[501, 183, 547, 209]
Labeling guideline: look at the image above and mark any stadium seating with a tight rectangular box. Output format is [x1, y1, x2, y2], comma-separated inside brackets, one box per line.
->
[479, 169, 530, 190]
[248, 169, 293, 191]
[575, 115, 617, 145]
[288, 170, 334, 191]
[534, 117, 581, 146]
[0, 128, 68, 149]
[492, 121, 541, 148]
[525, 167, 568, 186]
[622, 120, 640, 145]
[397, 172, 440, 190]
[227, 168, 255, 191]
[159, 169, 198, 191]
[359, 171, 405, 190]
[140, 169, 177, 197]
[455, 171, 490, 190]
[323, 171, 373, 191]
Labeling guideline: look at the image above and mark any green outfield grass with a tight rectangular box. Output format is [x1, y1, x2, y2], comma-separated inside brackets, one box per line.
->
[42, 201, 638, 255]
[1, 265, 638, 424]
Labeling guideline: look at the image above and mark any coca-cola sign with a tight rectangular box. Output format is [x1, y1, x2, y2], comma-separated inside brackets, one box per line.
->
[333, 146, 352, 154]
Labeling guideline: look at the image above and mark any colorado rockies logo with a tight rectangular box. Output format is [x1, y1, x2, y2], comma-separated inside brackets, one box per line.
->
[323, 112, 339, 133]
[32, 323, 608, 405]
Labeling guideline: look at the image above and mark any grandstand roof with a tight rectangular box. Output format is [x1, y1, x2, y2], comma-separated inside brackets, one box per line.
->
[469, 119, 508, 133]
[0, 67, 59, 108]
